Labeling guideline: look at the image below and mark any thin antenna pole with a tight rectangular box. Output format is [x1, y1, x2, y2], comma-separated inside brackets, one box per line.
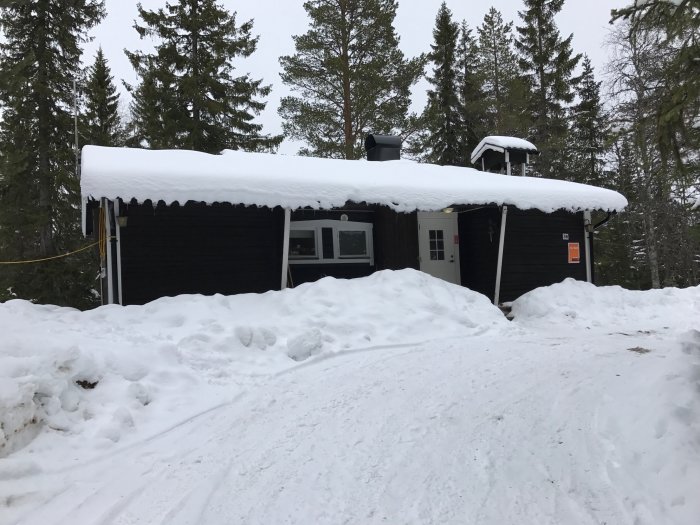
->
[74, 78, 79, 180]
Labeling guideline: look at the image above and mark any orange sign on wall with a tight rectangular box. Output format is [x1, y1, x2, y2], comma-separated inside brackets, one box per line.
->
[568, 242, 580, 264]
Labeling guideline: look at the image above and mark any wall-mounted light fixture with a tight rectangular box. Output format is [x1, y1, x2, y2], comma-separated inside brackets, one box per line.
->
[117, 216, 128, 228]
[442, 207, 454, 214]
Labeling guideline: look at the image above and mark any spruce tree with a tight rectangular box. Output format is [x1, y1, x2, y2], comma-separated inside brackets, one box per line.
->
[126, 0, 281, 154]
[420, 2, 461, 165]
[82, 47, 122, 147]
[455, 20, 485, 165]
[515, 0, 581, 178]
[279, 0, 425, 159]
[476, 7, 529, 138]
[569, 56, 608, 185]
[0, 0, 104, 307]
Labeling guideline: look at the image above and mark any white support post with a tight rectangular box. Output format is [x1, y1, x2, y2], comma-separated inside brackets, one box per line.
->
[481, 158, 485, 171]
[583, 210, 592, 284]
[104, 198, 114, 305]
[281, 208, 291, 290]
[493, 205, 508, 306]
[115, 200, 123, 305]
[505, 150, 511, 176]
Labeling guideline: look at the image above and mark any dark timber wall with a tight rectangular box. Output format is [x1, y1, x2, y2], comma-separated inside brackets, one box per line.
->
[499, 208, 587, 302]
[458, 207, 588, 303]
[372, 207, 419, 271]
[118, 201, 285, 305]
[458, 207, 501, 299]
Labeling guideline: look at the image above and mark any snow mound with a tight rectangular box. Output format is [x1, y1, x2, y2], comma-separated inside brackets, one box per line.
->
[510, 278, 700, 332]
[0, 269, 506, 456]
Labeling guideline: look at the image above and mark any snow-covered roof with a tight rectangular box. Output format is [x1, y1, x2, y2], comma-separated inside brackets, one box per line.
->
[80, 146, 627, 214]
[471, 136, 539, 165]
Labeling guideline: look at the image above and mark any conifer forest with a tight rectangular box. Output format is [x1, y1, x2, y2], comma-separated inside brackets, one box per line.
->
[0, 0, 698, 308]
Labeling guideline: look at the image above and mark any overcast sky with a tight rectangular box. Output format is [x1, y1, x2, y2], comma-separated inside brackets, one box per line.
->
[86, 0, 627, 153]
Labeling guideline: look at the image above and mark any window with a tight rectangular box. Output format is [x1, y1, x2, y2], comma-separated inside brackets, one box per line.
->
[289, 229, 317, 258]
[339, 230, 368, 257]
[429, 229, 445, 260]
[289, 219, 373, 265]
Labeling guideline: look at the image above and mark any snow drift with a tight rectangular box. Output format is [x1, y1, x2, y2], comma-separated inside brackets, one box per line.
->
[511, 278, 700, 332]
[0, 269, 506, 457]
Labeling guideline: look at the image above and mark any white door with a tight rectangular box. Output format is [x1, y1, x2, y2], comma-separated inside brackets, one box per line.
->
[417, 212, 460, 285]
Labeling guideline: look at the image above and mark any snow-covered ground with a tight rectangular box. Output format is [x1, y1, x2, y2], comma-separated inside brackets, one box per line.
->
[1, 270, 698, 525]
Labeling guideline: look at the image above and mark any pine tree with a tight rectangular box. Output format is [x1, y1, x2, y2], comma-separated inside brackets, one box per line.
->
[0, 0, 104, 307]
[126, 0, 281, 154]
[279, 0, 425, 159]
[82, 47, 122, 147]
[569, 56, 608, 185]
[476, 7, 529, 138]
[419, 2, 461, 165]
[515, 0, 581, 178]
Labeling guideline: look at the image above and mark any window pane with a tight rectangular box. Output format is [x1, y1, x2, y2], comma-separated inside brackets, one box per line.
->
[339, 230, 367, 257]
[289, 230, 316, 257]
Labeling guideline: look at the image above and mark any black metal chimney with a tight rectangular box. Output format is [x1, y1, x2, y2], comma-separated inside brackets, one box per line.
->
[365, 134, 401, 161]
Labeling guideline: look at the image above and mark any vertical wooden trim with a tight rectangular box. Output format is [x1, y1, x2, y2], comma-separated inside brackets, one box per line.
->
[584, 211, 592, 284]
[81, 197, 87, 236]
[493, 205, 508, 305]
[103, 198, 114, 305]
[281, 207, 291, 289]
[115, 200, 123, 305]
[505, 150, 511, 176]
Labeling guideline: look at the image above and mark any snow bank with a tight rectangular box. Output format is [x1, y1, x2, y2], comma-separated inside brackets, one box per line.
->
[0, 269, 506, 457]
[510, 278, 700, 332]
[80, 145, 627, 214]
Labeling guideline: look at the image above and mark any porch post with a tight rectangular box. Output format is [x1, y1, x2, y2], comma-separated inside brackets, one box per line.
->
[103, 198, 114, 305]
[281, 207, 291, 290]
[493, 205, 508, 306]
[583, 210, 592, 283]
[115, 199, 123, 305]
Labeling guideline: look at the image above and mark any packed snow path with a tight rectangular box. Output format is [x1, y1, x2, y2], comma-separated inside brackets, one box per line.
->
[5, 328, 698, 525]
[2, 273, 699, 524]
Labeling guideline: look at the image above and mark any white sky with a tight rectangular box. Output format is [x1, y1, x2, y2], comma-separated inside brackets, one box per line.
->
[86, 0, 627, 154]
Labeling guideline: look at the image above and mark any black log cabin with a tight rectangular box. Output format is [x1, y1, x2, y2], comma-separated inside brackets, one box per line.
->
[81, 136, 625, 306]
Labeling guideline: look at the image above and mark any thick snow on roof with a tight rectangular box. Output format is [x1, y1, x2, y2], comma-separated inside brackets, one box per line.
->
[80, 146, 627, 213]
[471, 136, 539, 164]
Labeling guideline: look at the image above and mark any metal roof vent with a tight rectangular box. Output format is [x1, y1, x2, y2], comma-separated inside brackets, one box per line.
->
[365, 134, 401, 161]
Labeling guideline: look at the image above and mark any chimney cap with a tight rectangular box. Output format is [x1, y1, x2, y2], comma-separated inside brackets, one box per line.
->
[365, 134, 401, 162]
[364, 134, 401, 152]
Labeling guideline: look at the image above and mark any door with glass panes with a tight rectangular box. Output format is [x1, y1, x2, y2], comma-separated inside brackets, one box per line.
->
[417, 212, 460, 285]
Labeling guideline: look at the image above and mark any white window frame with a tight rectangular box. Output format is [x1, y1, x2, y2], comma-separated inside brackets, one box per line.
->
[288, 219, 374, 265]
